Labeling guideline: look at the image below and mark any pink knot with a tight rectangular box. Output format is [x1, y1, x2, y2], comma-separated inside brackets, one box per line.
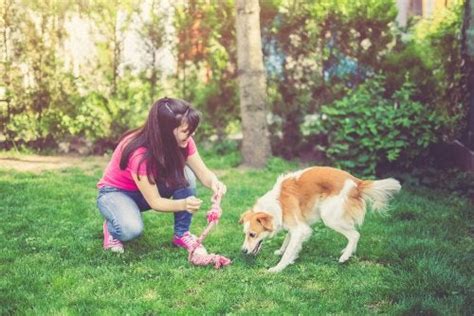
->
[206, 206, 221, 223]
[189, 252, 232, 269]
[212, 255, 232, 269]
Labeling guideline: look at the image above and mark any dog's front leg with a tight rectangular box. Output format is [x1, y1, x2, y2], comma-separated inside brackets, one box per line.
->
[268, 225, 312, 273]
[274, 232, 290, 256]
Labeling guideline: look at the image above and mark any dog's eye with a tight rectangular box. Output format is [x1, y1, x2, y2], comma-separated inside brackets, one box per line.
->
[249, 232, 256, 238]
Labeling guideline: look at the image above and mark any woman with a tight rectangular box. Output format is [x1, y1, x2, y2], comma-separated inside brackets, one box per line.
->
[96, 97, 226, 254]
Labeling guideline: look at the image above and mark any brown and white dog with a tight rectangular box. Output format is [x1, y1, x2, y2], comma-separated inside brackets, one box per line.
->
[239, 166, 401, 272]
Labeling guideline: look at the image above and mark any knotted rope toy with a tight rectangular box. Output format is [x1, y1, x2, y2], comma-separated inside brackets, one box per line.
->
[187, 194, 232, 269]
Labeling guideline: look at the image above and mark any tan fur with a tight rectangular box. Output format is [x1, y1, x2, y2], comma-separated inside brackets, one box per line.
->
[279, 167, 363, 227]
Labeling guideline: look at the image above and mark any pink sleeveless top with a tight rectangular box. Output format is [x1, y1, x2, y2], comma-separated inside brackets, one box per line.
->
[97, 135, 197, 191]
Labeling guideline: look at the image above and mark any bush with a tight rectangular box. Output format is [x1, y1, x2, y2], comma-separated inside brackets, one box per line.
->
[301, 75, 440, 176]
[382, 1, 466, 140]
[263, 0, 397, 158]
[67, 92, 112, 140]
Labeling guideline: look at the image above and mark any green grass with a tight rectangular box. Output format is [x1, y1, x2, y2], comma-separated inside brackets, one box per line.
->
[0, 153, 472, 315]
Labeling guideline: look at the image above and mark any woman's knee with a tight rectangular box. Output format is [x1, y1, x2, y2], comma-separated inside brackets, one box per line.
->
[119, 219, 144, 241]
[97, 190, 144, 241]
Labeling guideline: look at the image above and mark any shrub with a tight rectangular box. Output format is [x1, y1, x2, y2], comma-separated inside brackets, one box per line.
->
[66, 92, 112, 140]
[263, 0, 397, 158]
[301, 75, 440, 176]
[382, 1, 466, 140]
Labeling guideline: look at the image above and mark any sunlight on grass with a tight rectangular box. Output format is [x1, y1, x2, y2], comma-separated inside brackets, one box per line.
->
[0, 153, 472, 314]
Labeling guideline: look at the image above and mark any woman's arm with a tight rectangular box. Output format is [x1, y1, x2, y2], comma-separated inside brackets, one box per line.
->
[186, 151, 226, 196]
[132, 173, 202, 212]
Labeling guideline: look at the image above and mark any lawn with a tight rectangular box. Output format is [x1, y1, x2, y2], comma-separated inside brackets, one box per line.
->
[0, 152, 472, 315]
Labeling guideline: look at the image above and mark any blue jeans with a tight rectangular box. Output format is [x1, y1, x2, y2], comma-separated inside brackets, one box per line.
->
[97, 167, 197, 241]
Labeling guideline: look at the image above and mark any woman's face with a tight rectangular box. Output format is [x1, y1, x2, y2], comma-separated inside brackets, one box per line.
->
[173, 122, 194, 148]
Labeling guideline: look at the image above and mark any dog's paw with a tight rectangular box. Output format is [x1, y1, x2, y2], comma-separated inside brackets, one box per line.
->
[338, 253, 351, 263]
[273, 249, 283, 256]
[268, 264, 287, 273]
[268, 265, 284, 273]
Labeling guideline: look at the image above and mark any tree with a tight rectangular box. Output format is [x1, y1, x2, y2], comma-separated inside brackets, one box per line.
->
[174, 0, 239, 141]
[135, 0, 166, 101]
[0, 0, 19, 144]
[462, 0, 474, 149]
[83, 0, 136, 98]
[235, 0, 271, 168]
[0, 0, 78, 149]
[261, 0, 396, 159]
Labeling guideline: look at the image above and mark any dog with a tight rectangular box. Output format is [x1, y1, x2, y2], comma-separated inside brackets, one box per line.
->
[239, 166, 401, 272]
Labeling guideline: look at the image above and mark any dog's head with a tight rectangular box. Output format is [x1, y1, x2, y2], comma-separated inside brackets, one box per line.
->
[239, 210, 274, 255]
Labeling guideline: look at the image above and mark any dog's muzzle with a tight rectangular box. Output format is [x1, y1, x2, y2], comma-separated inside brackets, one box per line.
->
[241, 239, 264, 255]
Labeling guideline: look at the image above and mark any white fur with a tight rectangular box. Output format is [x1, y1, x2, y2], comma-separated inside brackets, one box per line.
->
[319, 181, 361, 263]
[268, 223, 312, 272]
[362, 178, 401, 211]
[242, 222, 250, 234]
[254, 177, 285, 231]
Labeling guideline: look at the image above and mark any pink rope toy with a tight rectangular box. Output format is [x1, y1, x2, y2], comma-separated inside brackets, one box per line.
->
[187, 194, 232, 269]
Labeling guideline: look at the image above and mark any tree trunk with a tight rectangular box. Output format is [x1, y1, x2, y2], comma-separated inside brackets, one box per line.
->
[462, 0, 474, 149]
[235, 0, 271, 168]
[1, 0, 12, 136]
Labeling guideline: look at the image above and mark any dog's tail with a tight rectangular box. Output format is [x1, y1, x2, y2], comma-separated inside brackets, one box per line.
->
[358, 178, 401, 212]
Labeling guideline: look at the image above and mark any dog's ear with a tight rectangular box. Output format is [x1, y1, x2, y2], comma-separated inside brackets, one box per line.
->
[255, 212, 274, 231]
[239, 210, 252, 224]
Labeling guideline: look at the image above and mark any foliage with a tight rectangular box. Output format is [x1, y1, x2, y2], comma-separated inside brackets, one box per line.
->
[81, 0, 138, 97]
[134, 0, 166, 101]
[382, 1, 466, 141]
[173, 0, 239, 141]
[0, 0, 158, 150]
[262, 0, 397, 158]
[0, 0, 80, 149]
[71, 92, 112, 140]
[0, 0, 468, 179]
[0, 158, 472, 314]
[301, 76, 440, 177]
[199, 140, 241, 169]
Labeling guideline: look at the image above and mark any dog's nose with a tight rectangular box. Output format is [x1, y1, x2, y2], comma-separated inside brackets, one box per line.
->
[241, 248, 248, 255]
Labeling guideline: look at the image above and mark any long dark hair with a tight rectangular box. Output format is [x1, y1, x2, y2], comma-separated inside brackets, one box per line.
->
[119, 97, 200, 188]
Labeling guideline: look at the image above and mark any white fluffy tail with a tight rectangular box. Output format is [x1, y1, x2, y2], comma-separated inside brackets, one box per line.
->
[359, 178, 401, 212]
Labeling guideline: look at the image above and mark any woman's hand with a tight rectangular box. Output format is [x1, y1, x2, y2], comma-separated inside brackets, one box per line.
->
[211, 177, 227, 200]
[184, 196, 202, 213]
